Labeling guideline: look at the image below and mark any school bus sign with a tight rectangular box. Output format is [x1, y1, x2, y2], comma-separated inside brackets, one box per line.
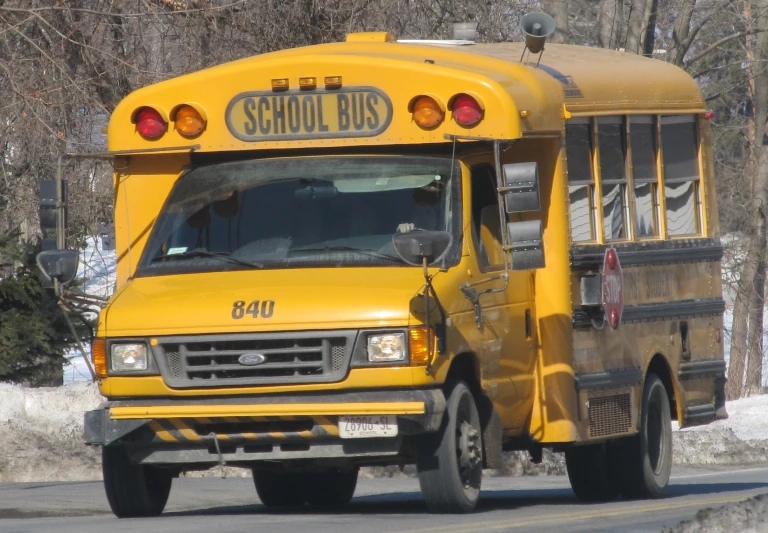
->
[225, 87, 393, 142]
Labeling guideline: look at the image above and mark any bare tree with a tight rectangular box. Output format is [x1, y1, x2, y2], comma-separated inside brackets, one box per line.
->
[598, 0, 623, 48]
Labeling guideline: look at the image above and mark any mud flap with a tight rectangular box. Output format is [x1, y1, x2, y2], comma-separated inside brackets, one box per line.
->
[477, 396, 503, 469]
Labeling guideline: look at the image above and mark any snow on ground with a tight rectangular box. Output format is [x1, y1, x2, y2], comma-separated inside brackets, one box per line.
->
[683, 395, 768, 442]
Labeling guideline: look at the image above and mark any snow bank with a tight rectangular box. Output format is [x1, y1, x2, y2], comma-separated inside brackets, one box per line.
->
[0, 382, 104, 482]
[664, 494, 768, 533]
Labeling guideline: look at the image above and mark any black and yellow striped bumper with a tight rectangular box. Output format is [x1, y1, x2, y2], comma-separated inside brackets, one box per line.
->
[145, 415, 340, 443]
[84, 389, 446, 451]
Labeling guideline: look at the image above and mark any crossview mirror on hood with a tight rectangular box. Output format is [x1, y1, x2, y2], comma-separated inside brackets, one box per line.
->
[392, 230, 452, 267]
[36, 249, 79, 285]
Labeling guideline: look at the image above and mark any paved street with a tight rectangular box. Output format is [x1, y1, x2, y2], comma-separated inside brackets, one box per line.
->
[1, 465, 767, 533]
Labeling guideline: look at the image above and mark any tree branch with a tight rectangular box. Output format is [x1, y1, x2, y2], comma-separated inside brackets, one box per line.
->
[686, 28, 768, 68]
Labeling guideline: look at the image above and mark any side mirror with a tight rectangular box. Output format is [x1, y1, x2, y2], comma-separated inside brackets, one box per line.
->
[36, 249, 79, 285]
[392, 231, 453, 266]
[506, 220, 545, 270]
[502, 162, 540, 213]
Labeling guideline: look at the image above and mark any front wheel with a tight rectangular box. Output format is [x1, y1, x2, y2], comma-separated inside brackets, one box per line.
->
[102, 446, 173, 518]
[417, 381, 483, 513]
[610, 374, 673, 499]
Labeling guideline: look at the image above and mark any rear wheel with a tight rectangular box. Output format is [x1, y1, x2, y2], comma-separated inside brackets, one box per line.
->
[417, 381, 483, 513]
[302, 468, 358, 507]
[102, 446, 172, 518]
[253, 468, 358, 508]
[610, 374, 672, 499]
[253, 470, 305, 508]
[565, 444, 618, 501]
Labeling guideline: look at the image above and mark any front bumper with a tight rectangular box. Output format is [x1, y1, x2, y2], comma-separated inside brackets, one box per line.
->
[84, 389, 445, 465]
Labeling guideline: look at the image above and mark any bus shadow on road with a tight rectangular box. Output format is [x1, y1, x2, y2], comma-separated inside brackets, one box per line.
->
[162, 488, 579, 517]
[161, 482, 768, 518]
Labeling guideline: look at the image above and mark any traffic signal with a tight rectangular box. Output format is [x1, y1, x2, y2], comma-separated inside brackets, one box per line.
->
[39, 178, 67, 251]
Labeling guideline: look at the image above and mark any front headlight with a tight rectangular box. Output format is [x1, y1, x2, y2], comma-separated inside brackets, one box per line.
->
[367, 333, 406, 362]
[111, 343, 148, 372]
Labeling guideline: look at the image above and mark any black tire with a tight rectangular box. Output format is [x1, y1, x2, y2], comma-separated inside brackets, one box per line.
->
[565, 444, 618, 501]
[102, 446, 172, 518]
[252, 470, 305, 508]
[302, 468, 358, 507]
[417, 381, 483, 513]
[610, 374, 673, 499]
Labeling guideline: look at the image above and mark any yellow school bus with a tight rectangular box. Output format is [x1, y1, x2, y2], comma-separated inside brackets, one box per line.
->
[68, 14, 727, 516]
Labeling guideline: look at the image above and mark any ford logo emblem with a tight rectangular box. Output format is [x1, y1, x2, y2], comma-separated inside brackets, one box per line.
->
[238, 353, 267, 366]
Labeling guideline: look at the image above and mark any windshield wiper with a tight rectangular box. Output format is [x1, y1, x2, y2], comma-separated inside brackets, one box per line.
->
[289, 245, 402, 263]
[152, 248, 264, 269]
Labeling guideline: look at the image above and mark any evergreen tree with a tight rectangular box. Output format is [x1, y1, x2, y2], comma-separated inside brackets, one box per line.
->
[0, 233, 76, 385]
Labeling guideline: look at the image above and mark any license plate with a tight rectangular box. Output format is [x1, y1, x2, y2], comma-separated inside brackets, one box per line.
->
[338, 415, 398, 439]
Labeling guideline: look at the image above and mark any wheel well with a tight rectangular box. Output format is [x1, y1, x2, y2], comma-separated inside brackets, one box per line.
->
[446, 352, 481, 397]
[647, 353, 678, 423]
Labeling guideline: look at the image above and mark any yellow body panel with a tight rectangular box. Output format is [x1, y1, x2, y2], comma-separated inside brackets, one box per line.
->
[104, 267, 428, 336]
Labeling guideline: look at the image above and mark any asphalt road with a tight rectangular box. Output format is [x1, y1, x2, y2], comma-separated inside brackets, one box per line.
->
[2, 465, 768, 533]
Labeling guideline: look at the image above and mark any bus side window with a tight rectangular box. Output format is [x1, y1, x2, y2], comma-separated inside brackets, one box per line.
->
[661, 115, 701, 236]
[630, 116, 659, 238]
[565, 120, 595, 242]
[597, 116, 628, 241]
[470, 165, 504, 270]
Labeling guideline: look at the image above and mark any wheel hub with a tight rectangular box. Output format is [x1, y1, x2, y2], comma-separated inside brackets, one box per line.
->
[458, 421, 481, 470]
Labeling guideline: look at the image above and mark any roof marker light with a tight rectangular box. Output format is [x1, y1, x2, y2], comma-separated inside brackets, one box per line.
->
[299, 77, 317, 90]
[324, 76, 342, 89]
[271, 78, 289, 91]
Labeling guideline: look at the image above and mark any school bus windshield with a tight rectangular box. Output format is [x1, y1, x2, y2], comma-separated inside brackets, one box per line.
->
[137, 155, 461, 276]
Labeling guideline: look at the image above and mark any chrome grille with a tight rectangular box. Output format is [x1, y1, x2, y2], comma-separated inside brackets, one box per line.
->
[588, 393, 631, 438]
[153, 331, 355, 388]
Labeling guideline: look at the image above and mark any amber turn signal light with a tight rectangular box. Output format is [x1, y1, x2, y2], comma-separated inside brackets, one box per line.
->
[174, 105, 205, 138]
[409, 327, 436, 365]
[92, 338, 107, 378]
[411, 96, 444, 130]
